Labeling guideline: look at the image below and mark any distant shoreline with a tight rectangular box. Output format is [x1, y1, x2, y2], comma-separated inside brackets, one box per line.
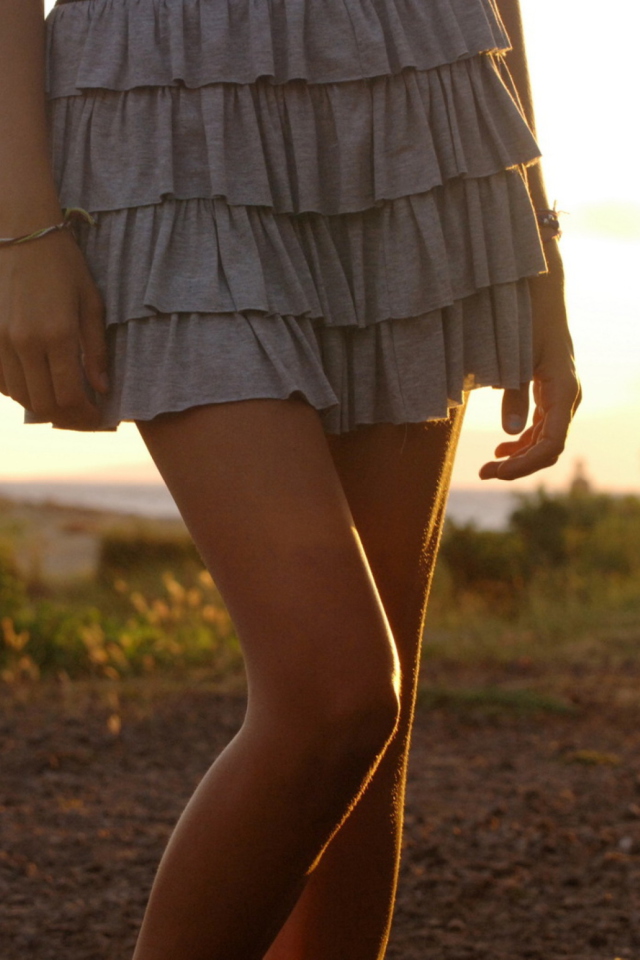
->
[0, 480, 523, 530]
[3, 479, 637, 532]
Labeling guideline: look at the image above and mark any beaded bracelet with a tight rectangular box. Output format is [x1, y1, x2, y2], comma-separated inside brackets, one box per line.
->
[0, 206, 97, 248]
[536, 205, 563, 243]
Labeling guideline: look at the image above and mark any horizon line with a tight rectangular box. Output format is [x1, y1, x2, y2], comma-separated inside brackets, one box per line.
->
[1, 476, 639, 495]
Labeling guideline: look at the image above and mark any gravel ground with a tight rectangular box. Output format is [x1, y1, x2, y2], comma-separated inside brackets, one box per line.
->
[1, 665, 640, 960]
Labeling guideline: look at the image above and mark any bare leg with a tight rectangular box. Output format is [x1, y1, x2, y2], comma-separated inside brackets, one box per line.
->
[131, 398, 401, 960]
[265, 406, 466, 960]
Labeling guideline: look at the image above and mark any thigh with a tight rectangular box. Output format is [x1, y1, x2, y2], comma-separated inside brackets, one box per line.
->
[325, 403, 467, 668]
[136, 398, 398, 714]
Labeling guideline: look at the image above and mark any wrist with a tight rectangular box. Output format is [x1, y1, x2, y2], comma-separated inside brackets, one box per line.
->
[524, 161, 550, 209]
[540, 233, 564, 268]
[0, 192, 64, 238]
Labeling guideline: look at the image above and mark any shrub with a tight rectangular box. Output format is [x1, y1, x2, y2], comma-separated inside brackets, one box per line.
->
[437, 522, 530, 614]
[2, 568, 242, 682]
[97, 528, 203, 585]
[508, 489, 573, 566]
[0, 540, 26, 620]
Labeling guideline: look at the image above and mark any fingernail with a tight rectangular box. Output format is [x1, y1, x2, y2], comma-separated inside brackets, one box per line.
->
[507, 414, 524, 433]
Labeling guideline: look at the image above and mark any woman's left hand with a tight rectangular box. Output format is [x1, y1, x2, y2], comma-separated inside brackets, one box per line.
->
[479, 242, 582, 481]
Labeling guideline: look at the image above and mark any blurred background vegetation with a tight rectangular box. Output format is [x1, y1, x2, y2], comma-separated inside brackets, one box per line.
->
[1, 476, 640, 686]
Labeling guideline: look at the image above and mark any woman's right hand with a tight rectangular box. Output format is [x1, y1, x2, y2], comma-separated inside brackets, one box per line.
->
[0, 226, 109, 430]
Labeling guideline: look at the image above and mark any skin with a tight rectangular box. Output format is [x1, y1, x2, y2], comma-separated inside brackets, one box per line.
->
[0, 0, 581, 956]
[0, 0, 109, 430]
[128, 400, 463, 960]
[262, 409, 465, 960]
[480, 0, 582, 481]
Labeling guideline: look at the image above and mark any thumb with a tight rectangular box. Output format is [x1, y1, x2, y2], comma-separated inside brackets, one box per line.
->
[79, 286, 109, 395]
[501, 382, 530, 435]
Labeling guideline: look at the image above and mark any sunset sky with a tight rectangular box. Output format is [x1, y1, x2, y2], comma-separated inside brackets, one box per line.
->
[1, 0, 638, 491]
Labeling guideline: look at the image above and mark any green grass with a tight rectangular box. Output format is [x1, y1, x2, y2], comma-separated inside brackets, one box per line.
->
[424, 566, 640, 670]
[417, 684, 578, 716]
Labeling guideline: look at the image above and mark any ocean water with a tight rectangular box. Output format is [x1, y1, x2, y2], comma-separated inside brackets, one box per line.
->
[0, 481, 520, 530]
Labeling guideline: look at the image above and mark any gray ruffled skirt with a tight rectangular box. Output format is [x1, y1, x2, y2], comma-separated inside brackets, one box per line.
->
[28, 0, 547, 433]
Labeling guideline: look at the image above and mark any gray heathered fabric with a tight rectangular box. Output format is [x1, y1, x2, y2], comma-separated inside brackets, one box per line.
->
[26, 0, 547, 433]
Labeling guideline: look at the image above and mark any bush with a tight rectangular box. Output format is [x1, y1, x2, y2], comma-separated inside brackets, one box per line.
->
[97, 528, 204, 585]
[0, 540, 27, 619]
[439, 489, 640, 589]
[1, 568, 242, 682]
[427, 488, 640, 665]
[508, 490, 573, 566]
[438, 523, 530, 614]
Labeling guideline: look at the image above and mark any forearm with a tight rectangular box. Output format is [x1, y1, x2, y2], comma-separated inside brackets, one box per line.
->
[494, 0, 549, 210]
[0, 0, 63, 235]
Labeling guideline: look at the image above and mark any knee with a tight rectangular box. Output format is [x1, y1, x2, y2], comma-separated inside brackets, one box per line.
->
[301, 675, 401, 783]
[252, 669, 400, 775]
[243, 668, 400, 832]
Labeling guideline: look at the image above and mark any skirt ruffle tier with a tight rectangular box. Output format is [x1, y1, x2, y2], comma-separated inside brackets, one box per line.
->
[29, 0, 547, 433]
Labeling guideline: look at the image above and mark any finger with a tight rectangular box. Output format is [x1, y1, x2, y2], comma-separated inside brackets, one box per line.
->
[493, 424, 537, 458]
[534, 386, 576, 456]
[19, 351, 59, 419]
[494, 401, 548, 453]
[494, 388, 552, 455]
[481, 398, 569, 481]
[0, 356, 8, 397]
[79, 288, 110, 395]
[47, 339, 102, 428]
[573, 381, 583, 413]
[494, 413, 547, 455]
[501, 383, 530, 435]
[480, 405, 567, 480]
[479, 433, 564, 481]
[0, 346, 32, 411]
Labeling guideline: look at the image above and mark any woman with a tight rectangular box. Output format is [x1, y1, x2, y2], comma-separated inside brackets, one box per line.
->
[0, 0, 580, 957]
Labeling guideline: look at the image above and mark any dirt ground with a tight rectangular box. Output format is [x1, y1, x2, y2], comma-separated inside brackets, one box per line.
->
[1, 662, 640, 960]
